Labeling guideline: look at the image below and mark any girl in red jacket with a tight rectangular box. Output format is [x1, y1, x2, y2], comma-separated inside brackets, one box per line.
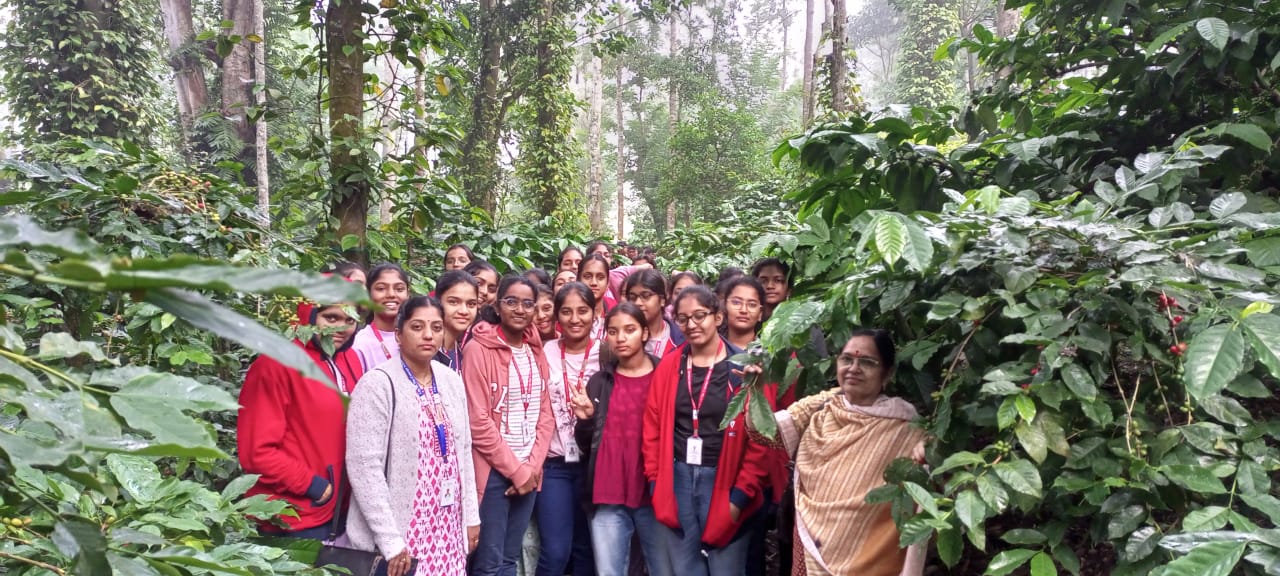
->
[643, 285, 784, 576]
[237, 298, 363, 539]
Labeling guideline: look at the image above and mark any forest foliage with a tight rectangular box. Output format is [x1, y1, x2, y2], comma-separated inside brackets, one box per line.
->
[1, 0, 1280, 574]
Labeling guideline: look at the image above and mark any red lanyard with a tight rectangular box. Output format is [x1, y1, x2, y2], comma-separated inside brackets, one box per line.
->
[371, 327, 393, 359]
[325, 359, 351, 395]
[560, 340, 594, 404]
[505, 346, 535, 434]
[685, 339, 724, 438]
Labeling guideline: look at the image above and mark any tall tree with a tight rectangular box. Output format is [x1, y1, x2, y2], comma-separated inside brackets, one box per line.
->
[0, 0, 160, 149]
[222, 0, 256, 178]
[615, 67, 626, 239]
[160, 0, 209, 146]
[252, 0, 268, 224]
[327, 0, 369, 263]
[800, 0, 816, 125]
[587, 54, 605, 232]
[665, 14, 679, 230]
[891, 0, 959, 108]
[518, 0, 581, 224]
[830, 0, 849, 112]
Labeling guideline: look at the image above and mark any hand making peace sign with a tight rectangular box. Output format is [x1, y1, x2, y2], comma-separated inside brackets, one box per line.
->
[569, 383, 594, 420]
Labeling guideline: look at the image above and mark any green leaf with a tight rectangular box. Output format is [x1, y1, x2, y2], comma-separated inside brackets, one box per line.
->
[1145, 21, 1194, 54]
[1016, 420, 1048, 463]
[1015, 394, 1037, 423]
[106, 454, 164, 504]
[933, 451, 987, 475]
[52, 517, 110, 575]
[1038, 413, 1071, 457]
[998, 397, 1019, 430]
[872, 212, 907, 268]
[38, 332, 110, 362]
[903, 482, 940, 516]
[221, 474, 260, 501]
[899, 215, 934, 273]
[1107, 505, 1147, 539]
[955, 489, 987, 531]
[1182, 324, 1244, 401]
[1239, 493, 1280, 524]
[1209, 192, 1247, 218]
[746, 389, 777, 439]
[1162, 464, 1228, 494]
[1183, 506, 1231, 531]
[0, 214, 101, 258]
[146, 288, 329, 384]
[1195, 17, 1230, 50]
[937, 527, 963, 567]
[1151, 540, 1245, 576]
[1060, 363, 1097, 401]
[108, 372, 238, 456]
[1003, 528, 1047, 545]
[1030, 552, 1058, 576]
[976, 474, 1009, 512]
[1241, 313, 1280, 377]
[994, 460, 1042, 498]
[986, 548, 1037, 576]
[1218, 123, 1273, 152]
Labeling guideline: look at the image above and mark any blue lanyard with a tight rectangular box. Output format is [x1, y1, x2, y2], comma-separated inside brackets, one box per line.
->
[400, 360, 449, 462]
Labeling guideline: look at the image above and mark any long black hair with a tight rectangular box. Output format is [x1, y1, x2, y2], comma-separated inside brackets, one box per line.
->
[476, 274, 539, 325]
[672, 284, 720, 315]
[366, 262, 410, 291]
[554, 281, 597, 316]
[436, 270, 479, 298]
[463, 259, 498, 280]
[622, 268, 668, 305]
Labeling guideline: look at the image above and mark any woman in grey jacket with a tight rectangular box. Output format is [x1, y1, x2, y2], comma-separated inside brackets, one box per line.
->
[346, 296, 481, 576]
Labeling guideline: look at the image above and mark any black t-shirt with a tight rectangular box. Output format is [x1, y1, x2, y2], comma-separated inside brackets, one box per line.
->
[673, 358, 735, 466]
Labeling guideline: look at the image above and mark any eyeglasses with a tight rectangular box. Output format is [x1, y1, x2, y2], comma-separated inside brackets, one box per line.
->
[837, 354, 883, 371]
[627, 291, 658, 301]
[675, 310, 713, 326]
[500, 297, 537, 310]
[727, 298, 761, 311]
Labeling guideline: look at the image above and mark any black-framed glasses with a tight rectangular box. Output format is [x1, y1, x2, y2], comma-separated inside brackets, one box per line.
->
[675, 310, 713, 326]
[500, 297, 537, 310]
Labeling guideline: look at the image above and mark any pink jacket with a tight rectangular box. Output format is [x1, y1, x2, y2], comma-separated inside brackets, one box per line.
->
[461, 321, 556, 504]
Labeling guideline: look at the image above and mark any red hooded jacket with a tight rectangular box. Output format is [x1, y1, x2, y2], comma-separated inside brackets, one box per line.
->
[237, 308, 363, 532]
[642, 342, 787, 548]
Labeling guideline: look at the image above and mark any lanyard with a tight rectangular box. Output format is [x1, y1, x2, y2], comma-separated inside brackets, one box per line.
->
[325, 359, 350, 395]
[505, 346, 535, 435]
[560, 340, 594, 405]
[372, 328, 393, 360]
[685, 339, 724, 438]
[400, 360, 449, 462]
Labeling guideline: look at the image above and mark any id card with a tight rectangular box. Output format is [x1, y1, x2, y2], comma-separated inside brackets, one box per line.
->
[686, 436, 703, 466]
[565, 443, 581, 463]
[440, 483, 457, 507]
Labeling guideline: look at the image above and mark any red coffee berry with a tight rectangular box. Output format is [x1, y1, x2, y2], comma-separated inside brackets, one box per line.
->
[1173, 315, 1183, 324]
[1178, 342, 1188, 352]
[1030, 367, 1040, 376]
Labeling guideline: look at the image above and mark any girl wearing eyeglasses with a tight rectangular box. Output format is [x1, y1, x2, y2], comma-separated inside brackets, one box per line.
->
[462, 275, 556, 576]
[719, 277, 766, 355]
[433, 271, 481, 375]
[534, 282, 601, 576]
[642, 285, 786, 576]
[622, 269, 684, 358]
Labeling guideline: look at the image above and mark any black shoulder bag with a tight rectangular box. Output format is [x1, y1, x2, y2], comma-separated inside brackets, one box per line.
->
[315, 369, 419, 576]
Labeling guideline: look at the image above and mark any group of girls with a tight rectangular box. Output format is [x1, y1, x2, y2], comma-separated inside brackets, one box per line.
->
[238, 240, 802, 576]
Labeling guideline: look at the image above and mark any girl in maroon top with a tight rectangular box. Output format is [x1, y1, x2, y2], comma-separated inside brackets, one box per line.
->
[570, 303, 673, 576]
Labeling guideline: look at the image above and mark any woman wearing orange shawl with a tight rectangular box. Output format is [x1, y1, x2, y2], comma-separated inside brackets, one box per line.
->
[775, 329, 927, 576]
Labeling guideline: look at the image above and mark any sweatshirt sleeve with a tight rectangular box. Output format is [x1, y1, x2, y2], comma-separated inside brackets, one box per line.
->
[462, 343, 532, 486]
[608, 264, 644, 298]
[344, 370, 406, 558]
[237, 358, 325, 499]
[642, 358, 670, 483]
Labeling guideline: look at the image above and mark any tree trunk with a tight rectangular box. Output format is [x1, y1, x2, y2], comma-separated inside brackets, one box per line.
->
[995, 6, 1019, 36]
[615, 68, 626, 240]
[587, 55, 604, 232]
[159, 0, 208, 144]
[830, 0, 847, 113]
[780, 0, 789, 90]
[665, 14, 678, 232]
[253, 0, 268, 225]
[327, 0, 369, 265]
[459, 0, 504, 214]
[222, 0, 255, 180]
[800, 0, 815, 125]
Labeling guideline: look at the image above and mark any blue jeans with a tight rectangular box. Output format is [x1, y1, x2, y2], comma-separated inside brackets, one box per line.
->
[658, 461, 754, 576]
[534, 458, 594, 576]
[591, 504, 674, 576]
[472, 470, 538, 576]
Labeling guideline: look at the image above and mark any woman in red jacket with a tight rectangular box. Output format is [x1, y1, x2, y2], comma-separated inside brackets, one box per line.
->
[237, 297, 363, 539]
[642, 285, 784, 576]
